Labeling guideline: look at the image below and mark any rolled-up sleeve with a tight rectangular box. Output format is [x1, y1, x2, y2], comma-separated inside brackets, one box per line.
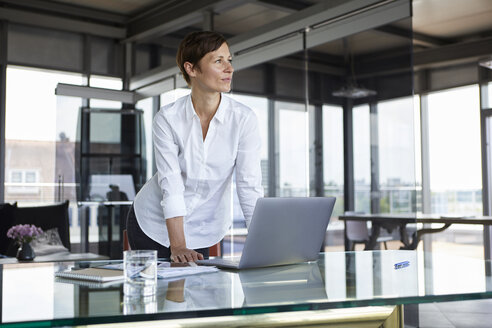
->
[153, 113, 187, 220]
[235, 111, 264, 228]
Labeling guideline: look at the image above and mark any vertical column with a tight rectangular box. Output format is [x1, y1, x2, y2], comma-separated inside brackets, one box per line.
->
[420, 92, 434, 293]
[80, 34, 91, 252]
[303, 31, 310, 196]
[313, 105, 324, 196]
[151, 95, 160, 176]
[265, 64, 277, 197]
[203, 10, 214, 31]
[0, 21, 7, 203]
[369, 102, 380, 213]
[343, 98, 355, 211]
[479, 65, 492, 273]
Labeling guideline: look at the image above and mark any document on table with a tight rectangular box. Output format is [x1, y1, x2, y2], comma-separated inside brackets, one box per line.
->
[99, 262, 218, 280]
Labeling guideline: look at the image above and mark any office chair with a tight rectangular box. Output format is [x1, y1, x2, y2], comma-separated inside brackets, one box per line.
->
[123, 229, 131, 251]
[345, 219, 392, 251]
[0, 202, 17, 255]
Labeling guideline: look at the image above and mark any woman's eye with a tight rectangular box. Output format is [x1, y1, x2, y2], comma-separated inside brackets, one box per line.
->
[216, 59, 221, 63]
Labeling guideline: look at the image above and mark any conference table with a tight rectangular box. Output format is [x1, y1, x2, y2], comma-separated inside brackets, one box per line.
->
[338, 213, 492, 251]
[1, 250, 492, 327]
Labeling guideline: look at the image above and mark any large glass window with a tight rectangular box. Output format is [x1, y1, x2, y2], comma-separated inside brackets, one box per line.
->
[427, 85, 482, 215]
[353, 104, 370, 213]
[160, 88, 191, 106]
[5, 66, 84, 205]
[378, 96, 417, 213]
[230, 93, 269, 195]
[322, 105, 344, 217]
[136, 97, 154, 182]
[276, 101, 309, 197]
[486, 81, 492, 108]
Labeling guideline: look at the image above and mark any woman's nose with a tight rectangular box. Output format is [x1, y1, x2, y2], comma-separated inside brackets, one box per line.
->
[225, 62, 234, 73]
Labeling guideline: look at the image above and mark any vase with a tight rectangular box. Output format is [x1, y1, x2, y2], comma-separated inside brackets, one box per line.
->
[17, 242, 35, 261]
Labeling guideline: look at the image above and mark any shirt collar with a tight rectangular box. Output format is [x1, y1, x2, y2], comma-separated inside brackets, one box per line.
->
[185, 93, 227, 124]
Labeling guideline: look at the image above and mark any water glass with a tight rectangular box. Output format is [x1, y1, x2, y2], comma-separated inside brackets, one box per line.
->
[123, 250, 157, 297]
[123, 294, 157, 314]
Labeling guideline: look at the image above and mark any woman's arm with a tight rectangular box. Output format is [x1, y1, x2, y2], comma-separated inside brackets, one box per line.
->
[153, 112, 202, 262]
[235, 111, 264, 228]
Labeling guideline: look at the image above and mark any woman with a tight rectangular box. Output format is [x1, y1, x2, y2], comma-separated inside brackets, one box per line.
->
[127, 31, 264, 263]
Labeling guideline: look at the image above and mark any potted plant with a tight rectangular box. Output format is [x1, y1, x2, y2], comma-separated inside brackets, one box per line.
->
[7, 224, 43, 261]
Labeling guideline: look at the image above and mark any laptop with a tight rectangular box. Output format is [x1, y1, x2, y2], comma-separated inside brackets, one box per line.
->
[196, 197, 336, 269]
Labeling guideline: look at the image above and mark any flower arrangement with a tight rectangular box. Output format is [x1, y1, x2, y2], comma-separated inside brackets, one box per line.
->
[7, 224, 43, 245]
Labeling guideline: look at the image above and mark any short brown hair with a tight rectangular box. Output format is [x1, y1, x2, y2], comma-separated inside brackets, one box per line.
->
[176, 31, 228, 85]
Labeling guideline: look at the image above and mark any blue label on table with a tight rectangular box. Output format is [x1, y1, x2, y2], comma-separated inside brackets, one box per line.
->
[394, 261, 410, 270]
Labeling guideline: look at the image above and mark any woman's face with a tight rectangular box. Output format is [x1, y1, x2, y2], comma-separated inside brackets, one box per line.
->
[189, 42, 234, 93]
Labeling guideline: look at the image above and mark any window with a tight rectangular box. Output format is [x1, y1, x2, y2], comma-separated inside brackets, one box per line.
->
[11, 171, 22, 183]
[160, 88, 191, 106]
[230, 93, 269, 195]
[353, 105, 370, 213]
[322, 105, 344, 217]
[378, 96, 417, 213]
[427, 85, 482, 215]
[136, 97, 154, 181]
[89, 75, 123, 109]
[486, 81, 492, 109]
[7, 170, 39, 194]
[276, 101, 310, 197]
[5, 66, 84, 204]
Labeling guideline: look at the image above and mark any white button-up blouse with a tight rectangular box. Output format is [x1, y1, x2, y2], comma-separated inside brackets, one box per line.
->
[133, 94, 263, 249]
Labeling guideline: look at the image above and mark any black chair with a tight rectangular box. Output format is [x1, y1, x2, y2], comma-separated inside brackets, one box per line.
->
[5, 201, 70, 256]
[0, 202, 17, 255]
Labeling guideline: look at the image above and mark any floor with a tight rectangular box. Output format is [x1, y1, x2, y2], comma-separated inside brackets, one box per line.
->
[406, 299, 492, 328]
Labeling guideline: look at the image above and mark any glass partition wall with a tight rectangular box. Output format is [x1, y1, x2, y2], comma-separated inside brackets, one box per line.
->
[209, 15, 416, 255]
[4, 3, 416, 258]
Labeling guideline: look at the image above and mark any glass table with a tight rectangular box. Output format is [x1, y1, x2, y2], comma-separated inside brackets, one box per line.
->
[1, 250, 491, 327]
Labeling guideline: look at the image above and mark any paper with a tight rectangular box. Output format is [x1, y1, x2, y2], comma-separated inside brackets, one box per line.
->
[98, 262, 218, 280]
[156, 262, 218, 279]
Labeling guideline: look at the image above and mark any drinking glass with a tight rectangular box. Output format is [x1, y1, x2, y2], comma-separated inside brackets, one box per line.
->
[123, 250, 157, 297]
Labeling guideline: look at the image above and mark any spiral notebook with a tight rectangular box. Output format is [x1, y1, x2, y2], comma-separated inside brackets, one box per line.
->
[55, 267, 124, 282]
[55, 277, 123, 289]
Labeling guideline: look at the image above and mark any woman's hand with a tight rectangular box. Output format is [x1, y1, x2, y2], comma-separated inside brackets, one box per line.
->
[166, 216, 204, 262]
[170, 247, 204, 262]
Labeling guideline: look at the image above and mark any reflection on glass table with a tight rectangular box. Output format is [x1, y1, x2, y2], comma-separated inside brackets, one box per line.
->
[1, 250, 492, 326]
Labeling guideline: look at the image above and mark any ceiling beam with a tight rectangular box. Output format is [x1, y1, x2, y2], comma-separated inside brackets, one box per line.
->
[55, 83, 136, 103]
[130, 0, 411, 93]
[124, 0, 248, 44]
[256, 0, 311, 13]
[414, 36, 492, 69]
[0, 0, 127, 24]
[0, 7, 126, 39]
[375, 25, 452, 48]
[229, 0, 396, 54]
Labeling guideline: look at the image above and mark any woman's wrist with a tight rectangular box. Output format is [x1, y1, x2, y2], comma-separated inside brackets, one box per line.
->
[166, 216, 187, 248]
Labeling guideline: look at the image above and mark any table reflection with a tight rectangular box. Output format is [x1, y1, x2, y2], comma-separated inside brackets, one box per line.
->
[240, 262, 326, 306]
[1, 250, 492, 326]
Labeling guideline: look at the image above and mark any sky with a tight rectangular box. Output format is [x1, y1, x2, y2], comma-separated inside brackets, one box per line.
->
[4, 66, 487, 191]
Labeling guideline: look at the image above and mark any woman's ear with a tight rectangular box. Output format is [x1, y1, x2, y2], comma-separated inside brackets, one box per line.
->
[184, 62, 196, 78]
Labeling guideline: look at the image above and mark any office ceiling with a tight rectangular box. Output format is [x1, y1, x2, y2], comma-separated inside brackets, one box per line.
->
[1, 0, 491, 71]
[2, 0, 491, 48]
[50, 0, 163, 15]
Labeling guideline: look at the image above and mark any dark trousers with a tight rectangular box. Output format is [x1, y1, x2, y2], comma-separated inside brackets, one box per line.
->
[126, 205, 209, 259]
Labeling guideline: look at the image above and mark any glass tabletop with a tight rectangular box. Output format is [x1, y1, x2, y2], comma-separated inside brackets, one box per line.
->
[2, 250, 491, 326]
